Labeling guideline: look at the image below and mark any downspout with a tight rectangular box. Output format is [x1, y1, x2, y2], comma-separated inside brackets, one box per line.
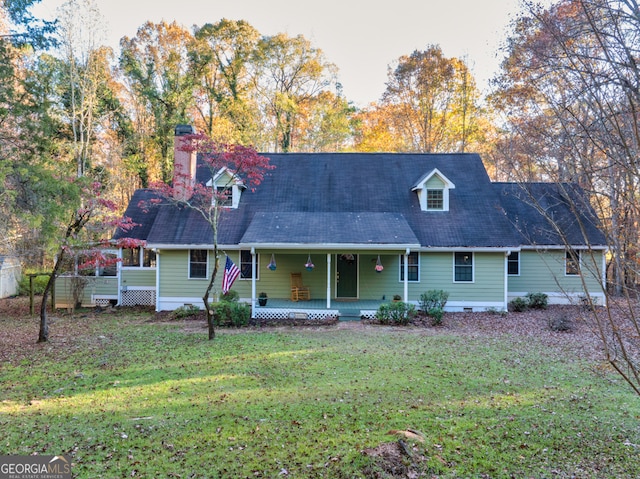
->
[326, 253, 331, 309]
[251, 247, 256, 318]
[403, 249, 409, 302]
[155, 250, 160, 312]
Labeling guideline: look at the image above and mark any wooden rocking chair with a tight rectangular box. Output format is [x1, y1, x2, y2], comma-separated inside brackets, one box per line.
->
[290, 272, 311, 301]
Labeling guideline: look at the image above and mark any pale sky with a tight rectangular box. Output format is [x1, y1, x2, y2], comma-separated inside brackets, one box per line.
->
[33, 0, 526, 107]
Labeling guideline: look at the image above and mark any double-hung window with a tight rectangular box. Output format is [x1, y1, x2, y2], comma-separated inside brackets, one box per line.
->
[189, 250, 208, 279]
[239, 250, 258, 279]
[399, 252, 420, 282]
[216, 186, 233, 207]
[565, 249, 580, 275]
[454, 252, 473, 282]
[507, 251, 519, 275]
[426, 189, 444, 210]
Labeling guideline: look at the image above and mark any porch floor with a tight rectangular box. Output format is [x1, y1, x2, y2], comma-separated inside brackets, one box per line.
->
[253, 298, 388, 320]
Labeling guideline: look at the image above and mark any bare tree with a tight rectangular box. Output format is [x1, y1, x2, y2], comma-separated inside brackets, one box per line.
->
[493, 0, 640, 394]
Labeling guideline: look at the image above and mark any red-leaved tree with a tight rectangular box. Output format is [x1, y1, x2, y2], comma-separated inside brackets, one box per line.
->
[146, 134, 273, 340]
[39, 180, 142, 342]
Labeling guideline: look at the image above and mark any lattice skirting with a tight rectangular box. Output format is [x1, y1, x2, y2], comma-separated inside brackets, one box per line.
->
[360, 310, 377, 320]
[94, 298, 115, 307]
[254, 308, 339, 321]
[122, 289, 156, 306]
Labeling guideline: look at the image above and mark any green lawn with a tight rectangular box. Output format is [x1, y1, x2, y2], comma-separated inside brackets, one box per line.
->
[1, 309, 639, 478]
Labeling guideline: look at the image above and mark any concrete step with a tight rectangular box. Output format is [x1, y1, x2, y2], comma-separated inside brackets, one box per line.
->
[338, 309, 361, 321]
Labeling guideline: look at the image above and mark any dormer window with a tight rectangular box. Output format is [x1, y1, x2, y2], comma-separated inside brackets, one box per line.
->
[216, 186, 233, 207]
[207, 168, 245, 209]
[426, 189, 444, 210]
[412, 168, 455, 212]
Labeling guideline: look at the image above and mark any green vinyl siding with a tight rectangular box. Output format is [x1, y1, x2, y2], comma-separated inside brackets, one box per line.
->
[93, 277, 118, 295]
[158, 250, 330, 300]
[508, 250, 604, 294]
[350, 252, 505, 302]
[54, 276, 118, 307]
[121, 269, 155, 288]
[158, 250, 507, 303]
[253, 252, 328, 299]
[418, 252, 505, 302]
[359, 254, 398, 300]
[425, 176, 445, 188]
[159, 250, 214, 298]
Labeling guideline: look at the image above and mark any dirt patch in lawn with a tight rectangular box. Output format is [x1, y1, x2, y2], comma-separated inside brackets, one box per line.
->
[0, 296, 151, 364]
[1, 296, 632, 366]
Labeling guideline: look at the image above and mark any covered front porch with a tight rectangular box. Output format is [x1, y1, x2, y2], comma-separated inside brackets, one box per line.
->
[252, 297, 389, 321]
[243, 248, 419, 320]
[239, 211, 422, 319]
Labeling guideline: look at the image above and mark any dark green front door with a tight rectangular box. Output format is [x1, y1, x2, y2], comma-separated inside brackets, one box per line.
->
[336, 254, 358, 298]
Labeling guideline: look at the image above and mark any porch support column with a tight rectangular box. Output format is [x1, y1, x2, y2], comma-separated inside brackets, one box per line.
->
[155, 250, 160, 312]
[403, 248, 409, 302]
[504, 251, 510, 311]
[326, 253, 331, 309]
[117, 248, 123, 307]
[251, 247, 256, 318]
[601, 249, 607, 307]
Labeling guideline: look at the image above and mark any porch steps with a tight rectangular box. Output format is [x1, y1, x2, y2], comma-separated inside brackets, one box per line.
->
[338, 309, 361, 321]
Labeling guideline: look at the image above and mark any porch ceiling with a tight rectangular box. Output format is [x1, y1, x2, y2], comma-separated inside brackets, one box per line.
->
[239, 212, 420, 248]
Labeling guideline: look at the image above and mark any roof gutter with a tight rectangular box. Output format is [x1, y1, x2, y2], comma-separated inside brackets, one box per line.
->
[520, 245, 608, 251]
[148, 243, 421, 251]
[148, 243, 526, 252]
[239, 242, 422, 251]
[417, 246, 520, 252]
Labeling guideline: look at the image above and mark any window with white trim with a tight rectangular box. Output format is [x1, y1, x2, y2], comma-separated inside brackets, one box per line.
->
[507, 251, 519, 275]
[565, 249, 580, 275]
[216, 186, 233, 207]
[122, 247, 157, 268]
[412, 169, 455, 212]
[239, 250, 258, 279]
[98, 253, 118, 276]
[209, 168, 243, 209]
[189, 249, 208, 279]
[399, 252, 420, 282]
[426, 189, 444, 210]
[122, 247, 141, 267]
[143, 249, 157, 267]
[454, 252, 473, 282]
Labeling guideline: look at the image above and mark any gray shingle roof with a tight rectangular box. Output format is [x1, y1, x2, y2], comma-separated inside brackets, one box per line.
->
[240, 212, 420, 247]
[495, 183, 606, 246]
[113, 189, 161, 242]
[116, 153, 603, 250]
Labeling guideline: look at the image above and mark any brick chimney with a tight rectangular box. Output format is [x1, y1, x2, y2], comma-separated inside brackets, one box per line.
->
[173, 124, 197, 201]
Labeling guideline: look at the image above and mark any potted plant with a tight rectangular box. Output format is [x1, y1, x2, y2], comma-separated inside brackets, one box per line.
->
[392, 294, 402, 303]
[258, 292, 268, 306]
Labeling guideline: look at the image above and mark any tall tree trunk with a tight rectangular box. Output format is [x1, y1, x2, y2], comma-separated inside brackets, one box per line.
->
[38, 248, 66, 342]
[202, 246, 220, 340]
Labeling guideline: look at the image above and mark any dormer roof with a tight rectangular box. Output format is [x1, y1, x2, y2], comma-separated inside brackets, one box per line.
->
[207, 167, 247, 190]
[411, 168, 455, 191]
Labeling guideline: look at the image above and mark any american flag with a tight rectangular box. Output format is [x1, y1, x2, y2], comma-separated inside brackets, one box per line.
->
[222, 255, 240, 294]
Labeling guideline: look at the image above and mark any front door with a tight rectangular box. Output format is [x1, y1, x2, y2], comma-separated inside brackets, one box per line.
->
[336, 254, 358, 298]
